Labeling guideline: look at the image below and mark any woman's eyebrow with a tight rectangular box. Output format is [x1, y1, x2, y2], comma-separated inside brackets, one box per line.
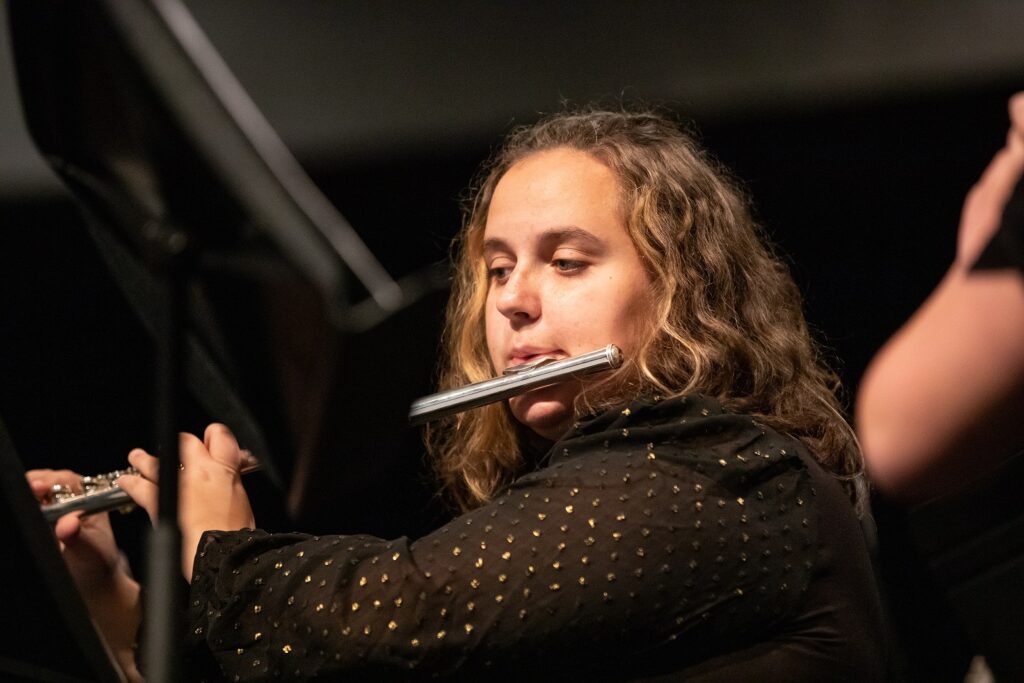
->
[481, 227, 606, 259]
[481, 237, 512, 257]
[539, 226, 605, 251]
[481, 226, 606, 257]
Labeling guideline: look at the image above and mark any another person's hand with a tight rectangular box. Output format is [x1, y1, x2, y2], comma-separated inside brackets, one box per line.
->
[118, 423, 256, 581]
[857, 93, 1024, 500]
[26, 469, 143, 682]
[956, 93, 1024, 268]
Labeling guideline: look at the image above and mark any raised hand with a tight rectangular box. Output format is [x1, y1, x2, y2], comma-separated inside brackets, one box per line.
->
[118, 423, 256, 581]
[955, 92, 1024, 268]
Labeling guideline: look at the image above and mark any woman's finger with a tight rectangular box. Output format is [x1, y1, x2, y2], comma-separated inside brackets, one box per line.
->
[127, 449, 159, 482]
[178, 431, 208, 470]
[116, 474, 159, 524]
[204, 423, 241, 470]
[54, 511, 84, 543]
[130, 432, 208, 478]
[28, 475, 59, 502]
[26, 469, 84, 503]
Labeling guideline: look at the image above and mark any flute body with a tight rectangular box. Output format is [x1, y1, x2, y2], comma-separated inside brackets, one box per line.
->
[408, 344, 622, 424]
[41, 461, 262, 523]
[43, 345, 622, 522]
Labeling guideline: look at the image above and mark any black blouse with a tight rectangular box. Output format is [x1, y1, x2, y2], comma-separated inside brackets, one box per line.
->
[185, 395, 885, 681]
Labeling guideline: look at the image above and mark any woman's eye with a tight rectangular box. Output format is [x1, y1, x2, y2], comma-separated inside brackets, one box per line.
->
[488, 265, 512, 281]
[553, 259, 586, 273]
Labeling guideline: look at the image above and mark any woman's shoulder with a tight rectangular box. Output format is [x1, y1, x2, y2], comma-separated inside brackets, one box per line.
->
[544, 394, 810, 492]
[503, 395, 884, 678]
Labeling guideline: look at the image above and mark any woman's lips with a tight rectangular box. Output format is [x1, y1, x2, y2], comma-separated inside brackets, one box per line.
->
[507, 349, 563, 367]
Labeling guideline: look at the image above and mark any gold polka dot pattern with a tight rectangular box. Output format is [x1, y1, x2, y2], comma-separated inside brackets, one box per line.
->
[185, 395, 818, 680]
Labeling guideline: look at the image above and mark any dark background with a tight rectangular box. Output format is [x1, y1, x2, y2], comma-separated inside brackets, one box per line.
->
[1, 2, 1022, 680]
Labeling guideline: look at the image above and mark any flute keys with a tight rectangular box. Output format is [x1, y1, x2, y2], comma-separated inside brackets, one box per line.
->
[47, 467, 138, 509]
[81, 468, 136, 495]
[51, 484, 73, 502]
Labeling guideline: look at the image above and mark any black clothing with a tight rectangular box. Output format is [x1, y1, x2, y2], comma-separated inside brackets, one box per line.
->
[186, 395, 885, 681]
[974, 175, 1024, 272]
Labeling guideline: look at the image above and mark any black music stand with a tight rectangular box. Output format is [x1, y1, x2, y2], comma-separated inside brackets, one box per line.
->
[0, 418, 125, 683]
[6, 1, 444, 680]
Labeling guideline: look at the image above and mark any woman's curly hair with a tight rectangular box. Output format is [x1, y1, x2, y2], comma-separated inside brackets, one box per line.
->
[426, 108, 864, 514]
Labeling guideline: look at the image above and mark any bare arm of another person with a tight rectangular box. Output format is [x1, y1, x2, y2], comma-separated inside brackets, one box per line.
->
[857, 93, 1024, 501]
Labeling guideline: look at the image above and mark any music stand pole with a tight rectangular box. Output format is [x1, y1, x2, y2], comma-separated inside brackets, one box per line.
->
[143, 223, 189, 683]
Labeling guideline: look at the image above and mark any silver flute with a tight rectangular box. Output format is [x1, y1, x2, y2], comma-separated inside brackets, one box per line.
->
[42, 345, 622, 522]
[41, 457, 262, 524]
[409, 344, 623, 424]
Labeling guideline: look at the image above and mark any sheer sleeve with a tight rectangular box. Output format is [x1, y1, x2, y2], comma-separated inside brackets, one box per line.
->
[186, 396, 819, 681]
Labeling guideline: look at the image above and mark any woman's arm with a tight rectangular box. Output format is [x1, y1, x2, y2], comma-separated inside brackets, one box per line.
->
[856, 93, 1024, 501]
[178, 401, 819, 680]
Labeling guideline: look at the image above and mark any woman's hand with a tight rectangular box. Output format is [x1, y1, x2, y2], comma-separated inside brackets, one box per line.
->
[118, 423, 256, 581]
[27, 469, 123, 587]
[26, 470, 143, 682]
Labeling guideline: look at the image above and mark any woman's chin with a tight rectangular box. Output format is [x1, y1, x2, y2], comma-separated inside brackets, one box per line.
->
[509, 391, 574, 441]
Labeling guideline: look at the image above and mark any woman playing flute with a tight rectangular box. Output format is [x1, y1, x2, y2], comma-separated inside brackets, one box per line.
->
[30, 109, 885, 681]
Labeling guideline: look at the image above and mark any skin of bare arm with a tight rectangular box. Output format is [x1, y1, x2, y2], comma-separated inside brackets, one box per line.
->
[856, 93, 1024, 501]
[26, 470, 144, 683]
[117, 423, 256, 581]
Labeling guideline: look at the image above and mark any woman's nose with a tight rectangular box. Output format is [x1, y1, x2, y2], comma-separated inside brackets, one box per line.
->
[496, 268, 541, 323]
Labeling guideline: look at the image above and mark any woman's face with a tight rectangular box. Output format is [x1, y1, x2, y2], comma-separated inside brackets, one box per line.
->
[483, 147, 651, 441]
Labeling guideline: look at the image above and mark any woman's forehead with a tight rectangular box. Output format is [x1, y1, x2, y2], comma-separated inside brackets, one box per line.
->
[484, 149, 624, 242]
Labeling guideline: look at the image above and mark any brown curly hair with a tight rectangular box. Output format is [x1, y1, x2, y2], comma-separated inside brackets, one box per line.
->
[426, 109, 864, 513]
